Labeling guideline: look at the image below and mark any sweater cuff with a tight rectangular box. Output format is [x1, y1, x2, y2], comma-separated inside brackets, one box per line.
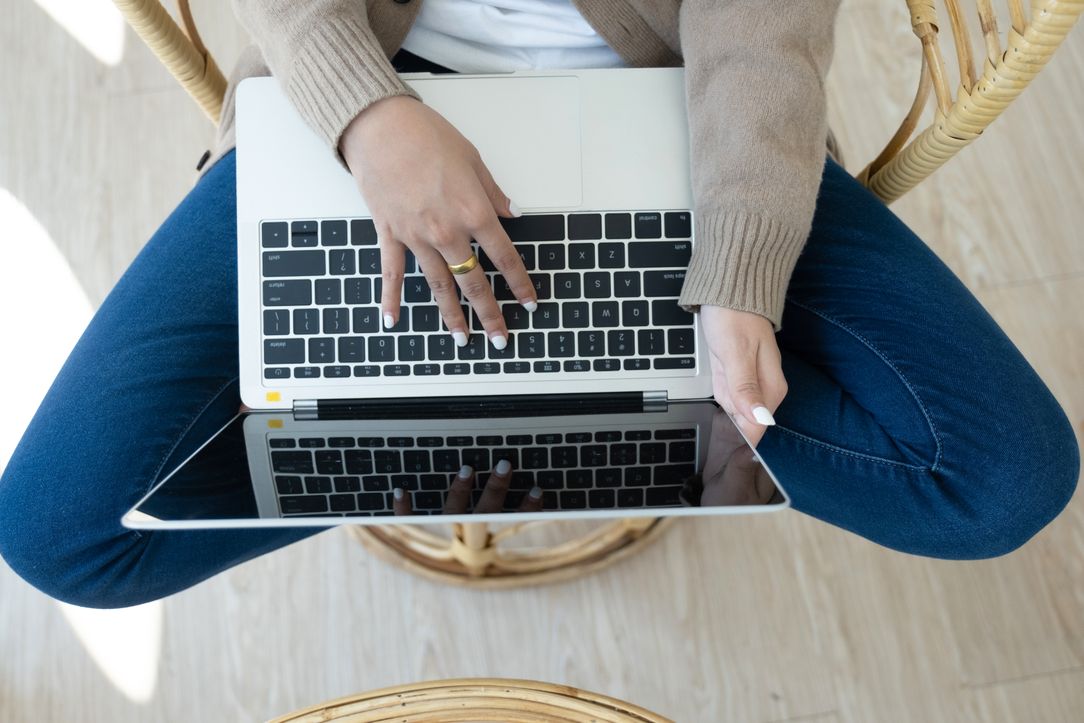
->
[677, 209, 808, 332]
[286, 13, 422, 165]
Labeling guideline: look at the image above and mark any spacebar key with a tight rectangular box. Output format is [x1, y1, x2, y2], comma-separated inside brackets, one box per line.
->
[263, 250, 325, 277]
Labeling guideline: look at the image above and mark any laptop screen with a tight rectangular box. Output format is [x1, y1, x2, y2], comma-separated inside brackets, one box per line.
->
[124, 401, 788, 529]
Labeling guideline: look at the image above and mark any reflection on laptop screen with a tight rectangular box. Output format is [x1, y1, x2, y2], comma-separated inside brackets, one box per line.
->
[126, 401, 788, 528]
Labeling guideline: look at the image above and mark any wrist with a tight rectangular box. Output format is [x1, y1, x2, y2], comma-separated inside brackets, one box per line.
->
[339, 95, 421, 160]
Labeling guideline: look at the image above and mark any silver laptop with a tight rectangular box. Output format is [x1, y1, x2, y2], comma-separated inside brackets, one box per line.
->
[123, 69, 790, 529]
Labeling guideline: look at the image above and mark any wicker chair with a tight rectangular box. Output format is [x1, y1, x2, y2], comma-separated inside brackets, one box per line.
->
[110, 0, 1084, 587]
[269, 678, 672, 723]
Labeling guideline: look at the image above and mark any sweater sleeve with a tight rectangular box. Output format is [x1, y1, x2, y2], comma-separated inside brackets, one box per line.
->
[675, 0, 841, 331]
[231, 0, 422, 160]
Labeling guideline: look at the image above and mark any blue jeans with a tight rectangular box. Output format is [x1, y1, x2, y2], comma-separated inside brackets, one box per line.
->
[1, 131, 1078, 610]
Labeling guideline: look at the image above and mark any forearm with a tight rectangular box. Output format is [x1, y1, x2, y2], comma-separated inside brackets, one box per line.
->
[676, 0, 842, 330]
[231, 0, 422, 158]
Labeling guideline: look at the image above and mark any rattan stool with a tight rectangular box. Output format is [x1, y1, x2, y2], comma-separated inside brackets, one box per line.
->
[349, 517, 675, 588]
[270, 678, 672, 723]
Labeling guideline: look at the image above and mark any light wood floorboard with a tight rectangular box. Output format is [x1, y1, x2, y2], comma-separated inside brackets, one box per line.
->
[1, 0, 1082, 721]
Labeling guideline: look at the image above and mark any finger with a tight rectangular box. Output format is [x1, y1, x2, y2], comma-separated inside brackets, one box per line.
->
[724, 401, 767, 449]
[474, 458, 512, 513]
[472, 153, 521, 219]
[711, 357, 767, 447]
[442, 465, 474, 515]
[415, 246, 470, 347]
[517, 485, 545, 512]
[709, 353, 731, 413]
[444, 245, 509, 350]
[757, 337, 789, 411]
[392, 486, 412, 516]
[471, 212, 536, 310]
[466, 160, 534, 308]
[717, 335, 775, 428]
[378, 238, 406, 329]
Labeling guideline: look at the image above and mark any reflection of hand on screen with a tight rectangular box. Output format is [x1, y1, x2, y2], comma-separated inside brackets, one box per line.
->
[391, 459, 545, 516]
[696, 410, 777, 507]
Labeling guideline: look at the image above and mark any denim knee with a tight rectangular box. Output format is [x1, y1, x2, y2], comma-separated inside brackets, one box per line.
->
[929, 399, 1079, 560]
[0, 464, 147, 609]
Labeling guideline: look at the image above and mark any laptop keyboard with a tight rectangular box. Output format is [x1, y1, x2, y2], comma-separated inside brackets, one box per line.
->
[260, 211, 696, 380]
[269, 426, 697, 517]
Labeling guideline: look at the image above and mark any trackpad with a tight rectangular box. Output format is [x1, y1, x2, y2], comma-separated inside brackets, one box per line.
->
[406, 76, 582, 209]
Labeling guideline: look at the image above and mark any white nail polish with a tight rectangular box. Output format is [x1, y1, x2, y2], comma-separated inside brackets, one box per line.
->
[521, 300, 538, 312]
[452, 331, 468, 347]
[491, 334, 508, 351]
[393, 487, 404, 500]
[495, 459, 511, 475]
[458, 465, 473, 479]
[383, 313, 395, 329]
[528, 485, 543, 499]
[509, 200, 523, 217]
[752, 405, 776, 426]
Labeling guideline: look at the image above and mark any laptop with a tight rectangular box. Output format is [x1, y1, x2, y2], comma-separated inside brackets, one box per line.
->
[123, 69, 790, 529]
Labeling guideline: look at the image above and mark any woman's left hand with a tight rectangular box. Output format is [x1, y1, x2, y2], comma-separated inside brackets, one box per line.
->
[700, 305, 788, 447]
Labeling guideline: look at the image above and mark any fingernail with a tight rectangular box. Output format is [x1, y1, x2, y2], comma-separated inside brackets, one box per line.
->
[491, 334, 508, 351]
[528, 485, 543, 499]
[752, 405, 776, 426]
[509, 200, 523, 217]
[457, 465, 473, 479]
[383, 313, 395, 329]
[521, 299, 538, 312]
[452, 331, 468, 347]
[495, 459, 511, 475]
[393, 487, 404, 500]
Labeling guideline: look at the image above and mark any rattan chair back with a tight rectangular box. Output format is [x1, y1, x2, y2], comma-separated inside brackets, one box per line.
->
[860, 0, 1084, 201]
[114, 0, 225, 122]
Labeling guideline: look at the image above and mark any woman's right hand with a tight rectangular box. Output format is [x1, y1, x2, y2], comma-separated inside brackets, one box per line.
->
[339, 96, 538, 351]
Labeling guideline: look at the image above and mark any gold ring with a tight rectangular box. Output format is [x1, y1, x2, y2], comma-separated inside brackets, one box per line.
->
[447, 254, 479, 275]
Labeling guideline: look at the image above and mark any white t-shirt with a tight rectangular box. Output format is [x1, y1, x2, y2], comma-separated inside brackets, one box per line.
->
[399, 0, 628, 73]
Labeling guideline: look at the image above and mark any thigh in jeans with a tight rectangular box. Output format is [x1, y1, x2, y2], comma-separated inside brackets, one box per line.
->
[757, 156, 1079, 559]
[0, 151, 319, 608]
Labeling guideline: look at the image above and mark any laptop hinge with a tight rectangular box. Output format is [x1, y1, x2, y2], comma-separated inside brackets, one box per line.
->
[643, 390, 668, 413]
[293, 399, 319, 420]
[293, 391, 665, 420]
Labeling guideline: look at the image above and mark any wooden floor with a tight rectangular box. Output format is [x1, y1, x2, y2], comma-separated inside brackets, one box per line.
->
[1, 1, 1082, 721]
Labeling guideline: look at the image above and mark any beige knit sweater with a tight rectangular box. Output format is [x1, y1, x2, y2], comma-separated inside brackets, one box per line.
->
[225, 0, 842, 330]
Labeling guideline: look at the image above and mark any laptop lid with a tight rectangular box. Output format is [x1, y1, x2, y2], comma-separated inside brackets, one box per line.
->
[235, 69, 706, 411]
[122, 401, 789, 530]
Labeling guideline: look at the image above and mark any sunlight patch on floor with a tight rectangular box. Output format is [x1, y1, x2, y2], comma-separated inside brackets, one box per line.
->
[34, 0, 125, 66]
[56, 599, 163, 704]
[0, 189, 93, 474]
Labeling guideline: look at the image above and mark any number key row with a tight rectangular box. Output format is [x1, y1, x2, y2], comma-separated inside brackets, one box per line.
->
[262, 241, 691, 278]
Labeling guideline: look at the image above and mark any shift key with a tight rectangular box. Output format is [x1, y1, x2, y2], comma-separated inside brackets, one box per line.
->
[263, 250, 325, 277]
[263, 280, 311, 306]
[628, 241, 691, 268]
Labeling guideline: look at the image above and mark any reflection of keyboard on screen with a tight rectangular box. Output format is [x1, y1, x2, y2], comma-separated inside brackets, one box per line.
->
[260, 210, 696, 381]
[268, 426, 699, 517]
